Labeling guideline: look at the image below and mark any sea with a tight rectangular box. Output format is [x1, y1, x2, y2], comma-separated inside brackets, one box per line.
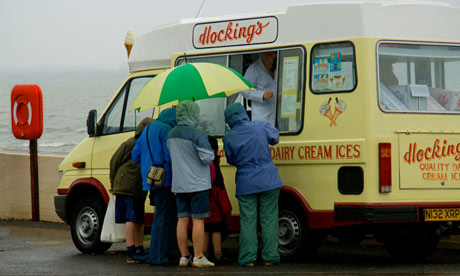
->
[0, 68, 128, 155]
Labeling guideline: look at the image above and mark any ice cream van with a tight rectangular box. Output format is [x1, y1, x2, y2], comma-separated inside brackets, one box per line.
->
[55, 1, 460, 260]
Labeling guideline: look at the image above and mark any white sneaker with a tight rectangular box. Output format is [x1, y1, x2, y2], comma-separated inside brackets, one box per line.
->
[179, 255, 192, 267]
[192, 255, 215, 267]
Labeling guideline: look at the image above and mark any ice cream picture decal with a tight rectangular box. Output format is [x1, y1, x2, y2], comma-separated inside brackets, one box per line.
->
[320, 97, 347, 127]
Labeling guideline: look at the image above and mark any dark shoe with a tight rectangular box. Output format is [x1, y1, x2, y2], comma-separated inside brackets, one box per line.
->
[127, 253, 147, 263]
[136, 251, 148, 258]
[166, 255, 181, 265]
[136, 247, 147, 255]
[215, 255, 231, 265]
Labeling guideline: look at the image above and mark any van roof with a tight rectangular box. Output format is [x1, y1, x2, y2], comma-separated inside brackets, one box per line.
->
[128, 1, 460, 72]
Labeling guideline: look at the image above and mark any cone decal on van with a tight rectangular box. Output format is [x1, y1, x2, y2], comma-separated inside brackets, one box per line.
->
[320, 97, 347, 127]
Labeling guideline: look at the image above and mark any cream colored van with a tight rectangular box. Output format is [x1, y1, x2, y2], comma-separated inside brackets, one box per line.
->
[55, 1, 460, 260]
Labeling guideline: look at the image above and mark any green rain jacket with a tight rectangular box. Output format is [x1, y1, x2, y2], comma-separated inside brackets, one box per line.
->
[110, 117, 153, 196]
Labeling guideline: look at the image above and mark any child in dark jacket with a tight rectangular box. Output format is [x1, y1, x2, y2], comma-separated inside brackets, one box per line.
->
[203, 136, 232, 264]
[109, 117, 153, 263]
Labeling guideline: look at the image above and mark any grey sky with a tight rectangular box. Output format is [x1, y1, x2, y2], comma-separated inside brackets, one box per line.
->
[0, 0, 458, 71]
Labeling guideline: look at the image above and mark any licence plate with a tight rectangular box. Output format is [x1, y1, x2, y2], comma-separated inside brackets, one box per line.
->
[423, 208, 460, 221]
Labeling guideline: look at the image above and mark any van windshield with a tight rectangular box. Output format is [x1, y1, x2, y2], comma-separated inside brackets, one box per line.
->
[378, 42, 460, 113]
[101, 76, 154, 135]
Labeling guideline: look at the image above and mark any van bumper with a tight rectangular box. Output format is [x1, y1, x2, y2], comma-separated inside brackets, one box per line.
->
[335, 205, 417, 221]
[54, 195, 69, 224]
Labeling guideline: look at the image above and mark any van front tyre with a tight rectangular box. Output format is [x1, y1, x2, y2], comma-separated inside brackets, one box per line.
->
[70, 197, 112, 254]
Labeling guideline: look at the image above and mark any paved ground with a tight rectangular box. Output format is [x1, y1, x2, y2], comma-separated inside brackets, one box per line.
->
[3, 219, 460, 275]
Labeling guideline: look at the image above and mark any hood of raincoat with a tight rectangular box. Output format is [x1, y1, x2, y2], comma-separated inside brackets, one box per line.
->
[176, 101, 200, 127]
[135, 117, 154, 138]
[157, 107, 177, 128]
[225, 103, 250, 129]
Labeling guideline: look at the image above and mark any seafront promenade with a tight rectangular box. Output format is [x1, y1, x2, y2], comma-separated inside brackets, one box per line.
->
[0, 152, 64, 222]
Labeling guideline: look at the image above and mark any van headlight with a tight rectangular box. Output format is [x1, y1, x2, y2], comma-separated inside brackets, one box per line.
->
[57, 170, 63, 185]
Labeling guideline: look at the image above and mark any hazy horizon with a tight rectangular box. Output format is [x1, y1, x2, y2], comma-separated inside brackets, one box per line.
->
[3, 0, 458, 72]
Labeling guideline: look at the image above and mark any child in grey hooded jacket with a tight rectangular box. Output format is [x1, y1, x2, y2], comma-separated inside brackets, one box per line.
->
[167, 100, 215, 267]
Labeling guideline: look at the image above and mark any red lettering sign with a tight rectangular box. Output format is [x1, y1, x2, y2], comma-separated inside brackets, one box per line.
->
[193, 17, 278, 49]
[403, 139, 460, 164]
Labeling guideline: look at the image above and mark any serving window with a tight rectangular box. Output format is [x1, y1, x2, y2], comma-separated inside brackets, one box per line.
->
[378, 42, 460, 113]
[176, 47, 305, 135]
[311, 42, 357, 93]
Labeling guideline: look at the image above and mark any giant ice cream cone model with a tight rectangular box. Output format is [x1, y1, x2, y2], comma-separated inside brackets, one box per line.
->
[329, 98, 347, 127]
[320, 98, 336, 126]
[124, 29, 136, 58]
[125, 44, 133, 57]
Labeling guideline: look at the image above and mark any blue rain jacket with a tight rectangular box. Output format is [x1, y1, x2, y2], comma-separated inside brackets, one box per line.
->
[132, 107, 177, 191]
[223, 103, 283, 196]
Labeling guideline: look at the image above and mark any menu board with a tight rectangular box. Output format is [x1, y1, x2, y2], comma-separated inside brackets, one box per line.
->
[313, 52, 352, 91]
[281, 56, 299, 118]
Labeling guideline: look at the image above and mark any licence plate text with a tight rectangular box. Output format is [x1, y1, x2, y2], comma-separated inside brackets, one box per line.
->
[424, 208, 460, 221]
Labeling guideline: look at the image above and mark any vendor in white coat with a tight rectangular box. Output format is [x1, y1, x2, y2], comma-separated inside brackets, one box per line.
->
[241, 51, 277, 126]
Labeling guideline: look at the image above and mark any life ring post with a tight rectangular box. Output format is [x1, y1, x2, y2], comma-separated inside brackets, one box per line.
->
[29, 139, 39, 221]
[10, 84, 44, 221]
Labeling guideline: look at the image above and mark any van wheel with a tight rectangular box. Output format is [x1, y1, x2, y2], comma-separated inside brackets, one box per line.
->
[278, 206, 322, 259]
[382, 224, 440, 261]
[70, 197, 112, 254]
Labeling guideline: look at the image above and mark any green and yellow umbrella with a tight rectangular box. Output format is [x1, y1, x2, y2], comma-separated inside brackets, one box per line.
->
[129, 62, 255, 112]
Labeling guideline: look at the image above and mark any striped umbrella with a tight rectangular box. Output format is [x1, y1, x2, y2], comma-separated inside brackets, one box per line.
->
[130, 62, 255, 112]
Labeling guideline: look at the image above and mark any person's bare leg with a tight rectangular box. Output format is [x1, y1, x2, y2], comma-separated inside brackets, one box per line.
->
[203, 231, 210, 254]
[192, 218, 205, 258]
[134, 223, 144, 247]
[125, 222, 135, 247]
[177, 217, 190, 257]
[212, 232, 222, 254]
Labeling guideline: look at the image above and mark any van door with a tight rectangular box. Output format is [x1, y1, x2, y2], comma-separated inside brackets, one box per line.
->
[91, 75, 156, 188]
[378, 42, 460, 191]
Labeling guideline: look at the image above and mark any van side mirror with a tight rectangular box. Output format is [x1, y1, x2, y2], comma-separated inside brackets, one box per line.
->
[87, 109, 98, 137]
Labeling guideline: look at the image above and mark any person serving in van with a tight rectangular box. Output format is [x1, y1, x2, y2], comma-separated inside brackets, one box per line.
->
[241, 51, 277, 126]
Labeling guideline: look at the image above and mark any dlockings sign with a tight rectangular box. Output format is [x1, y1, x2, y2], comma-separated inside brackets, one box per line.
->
[193, 16, 278, 49]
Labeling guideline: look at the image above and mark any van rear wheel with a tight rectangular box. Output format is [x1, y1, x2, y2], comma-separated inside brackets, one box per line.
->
[278, 206, 322, 259]
[70, 197, 112, 254]
[382, 224, 440, 261]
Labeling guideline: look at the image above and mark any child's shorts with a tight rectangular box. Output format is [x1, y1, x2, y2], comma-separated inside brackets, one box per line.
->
[176, 190, 210, 219]
[115, 194, 144, 224]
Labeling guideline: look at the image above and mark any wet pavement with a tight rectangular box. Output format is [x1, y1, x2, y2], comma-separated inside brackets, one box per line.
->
[2, 219, 460, 275]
